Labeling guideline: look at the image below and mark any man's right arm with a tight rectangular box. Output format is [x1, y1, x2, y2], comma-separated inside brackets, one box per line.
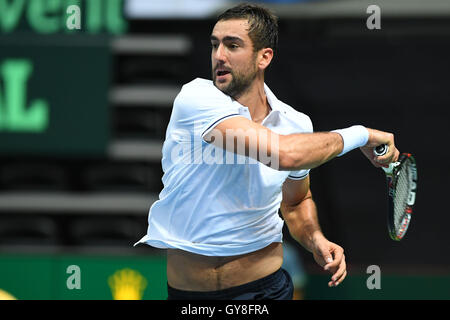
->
[204, 116, 399, 171]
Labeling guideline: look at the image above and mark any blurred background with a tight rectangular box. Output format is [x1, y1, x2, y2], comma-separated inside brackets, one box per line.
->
[0, 0, 449, 300]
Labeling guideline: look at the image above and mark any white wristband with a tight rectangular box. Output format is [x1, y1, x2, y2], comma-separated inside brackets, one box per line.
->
[332, 125, 369, 157]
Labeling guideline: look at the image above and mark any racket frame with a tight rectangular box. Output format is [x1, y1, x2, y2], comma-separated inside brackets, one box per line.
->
[382, 153, 417, 241]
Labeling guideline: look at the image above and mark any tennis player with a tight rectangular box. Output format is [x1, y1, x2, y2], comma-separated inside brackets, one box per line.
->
[135, 3, 399, 300]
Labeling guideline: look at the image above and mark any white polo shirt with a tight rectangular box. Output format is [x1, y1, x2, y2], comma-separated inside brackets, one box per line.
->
[135, 78, 313, 256]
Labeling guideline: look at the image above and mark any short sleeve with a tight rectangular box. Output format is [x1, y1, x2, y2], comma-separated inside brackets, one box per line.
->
[171, 79, 243, 141]
[286, 110, 313, 180]
[287, 170, 310, 180]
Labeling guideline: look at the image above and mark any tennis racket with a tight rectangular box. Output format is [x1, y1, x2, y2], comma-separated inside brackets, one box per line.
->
[373, 144, 417, 241]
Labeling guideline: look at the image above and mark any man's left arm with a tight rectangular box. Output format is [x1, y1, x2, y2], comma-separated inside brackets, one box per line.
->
[280, 176, 347, 287]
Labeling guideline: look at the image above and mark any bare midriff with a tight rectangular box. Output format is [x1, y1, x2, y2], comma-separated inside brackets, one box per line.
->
[167, 242, 283, 291]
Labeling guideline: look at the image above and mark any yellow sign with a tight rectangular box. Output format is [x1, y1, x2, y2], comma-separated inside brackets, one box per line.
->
[108, 268, 147, 300]
[0, 289, 17, 300]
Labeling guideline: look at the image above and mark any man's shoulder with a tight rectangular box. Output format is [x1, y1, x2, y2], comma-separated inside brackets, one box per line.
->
[183, 77, 213, 90]
[178, 78, 228, 101]
[173, 78, 234, 119]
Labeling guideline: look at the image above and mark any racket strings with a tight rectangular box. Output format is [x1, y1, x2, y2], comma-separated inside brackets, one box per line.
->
[393, 163, 411, 232]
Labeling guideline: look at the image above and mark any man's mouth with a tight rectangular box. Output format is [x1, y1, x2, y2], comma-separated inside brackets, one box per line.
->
[216, 70, 230, 76]
[215, 68, 231, 82]
[215, 66, 231, 76]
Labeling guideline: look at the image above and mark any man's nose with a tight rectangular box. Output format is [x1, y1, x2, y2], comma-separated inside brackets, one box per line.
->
[213, 43, 226, 62]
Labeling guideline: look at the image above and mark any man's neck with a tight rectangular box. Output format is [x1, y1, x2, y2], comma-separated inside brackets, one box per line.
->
[235, 77, 271, 125]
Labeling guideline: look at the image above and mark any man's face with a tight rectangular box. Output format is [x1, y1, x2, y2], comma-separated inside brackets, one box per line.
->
[210, 19, 259, 98]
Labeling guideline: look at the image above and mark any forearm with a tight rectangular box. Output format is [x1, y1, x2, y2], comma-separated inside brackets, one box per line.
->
[209, 117, 372, 172]
[281, 197, 325, 253]
[279, 132, 343, 171]
[281, 177, 347, 287]
[279, 125, 370, 171]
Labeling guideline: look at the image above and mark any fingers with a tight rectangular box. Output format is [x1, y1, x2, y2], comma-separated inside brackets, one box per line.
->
[328, 270, 347, 287]
[373, 147, 397, 165]
[365, 128, 400, 167]
[313, 239, 348, 288]
[393, 148, 400, 162]
[328, 257, 347, 287]
[323, 247, 342, 271]
[374, 146, 399, 166]
[323, 247, 347, 287]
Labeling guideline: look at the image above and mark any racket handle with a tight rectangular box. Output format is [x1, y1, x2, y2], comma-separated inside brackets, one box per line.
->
[374, 144, 389, 156]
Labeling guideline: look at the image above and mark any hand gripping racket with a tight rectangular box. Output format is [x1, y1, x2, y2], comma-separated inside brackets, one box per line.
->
[374, 145, 418, 241]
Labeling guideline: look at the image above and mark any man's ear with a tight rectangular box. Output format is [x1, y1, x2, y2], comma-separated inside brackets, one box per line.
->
[258, 48, 274, 70]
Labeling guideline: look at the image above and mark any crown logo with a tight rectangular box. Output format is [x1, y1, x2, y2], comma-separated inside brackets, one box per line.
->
[0, 289, 16, 300]
[108, 268, 147, 300]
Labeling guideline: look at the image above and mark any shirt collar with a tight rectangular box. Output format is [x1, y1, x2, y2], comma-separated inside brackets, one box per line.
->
[264, 83, 282, 113]
[233, 83, 282, 124]
[262, 83, 282, 125]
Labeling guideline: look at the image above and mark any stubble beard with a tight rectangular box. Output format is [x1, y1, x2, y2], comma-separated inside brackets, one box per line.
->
[213, 59, 258, 99]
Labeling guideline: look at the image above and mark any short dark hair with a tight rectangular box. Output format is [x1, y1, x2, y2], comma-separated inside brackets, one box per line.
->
[216, 3, 278, 54]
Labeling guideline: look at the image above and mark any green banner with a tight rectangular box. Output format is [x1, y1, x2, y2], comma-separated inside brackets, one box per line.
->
[0, 0, 127, 35]
[1, 252, 449, 300]
[0, 252, 167, 300]
[0, 35, 111, 156]
[304, 273, 450, 300]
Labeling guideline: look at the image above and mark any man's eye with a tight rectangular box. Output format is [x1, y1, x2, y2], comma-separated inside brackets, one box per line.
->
[211, 43, 218, 49]
[230, 44, 239, 49]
